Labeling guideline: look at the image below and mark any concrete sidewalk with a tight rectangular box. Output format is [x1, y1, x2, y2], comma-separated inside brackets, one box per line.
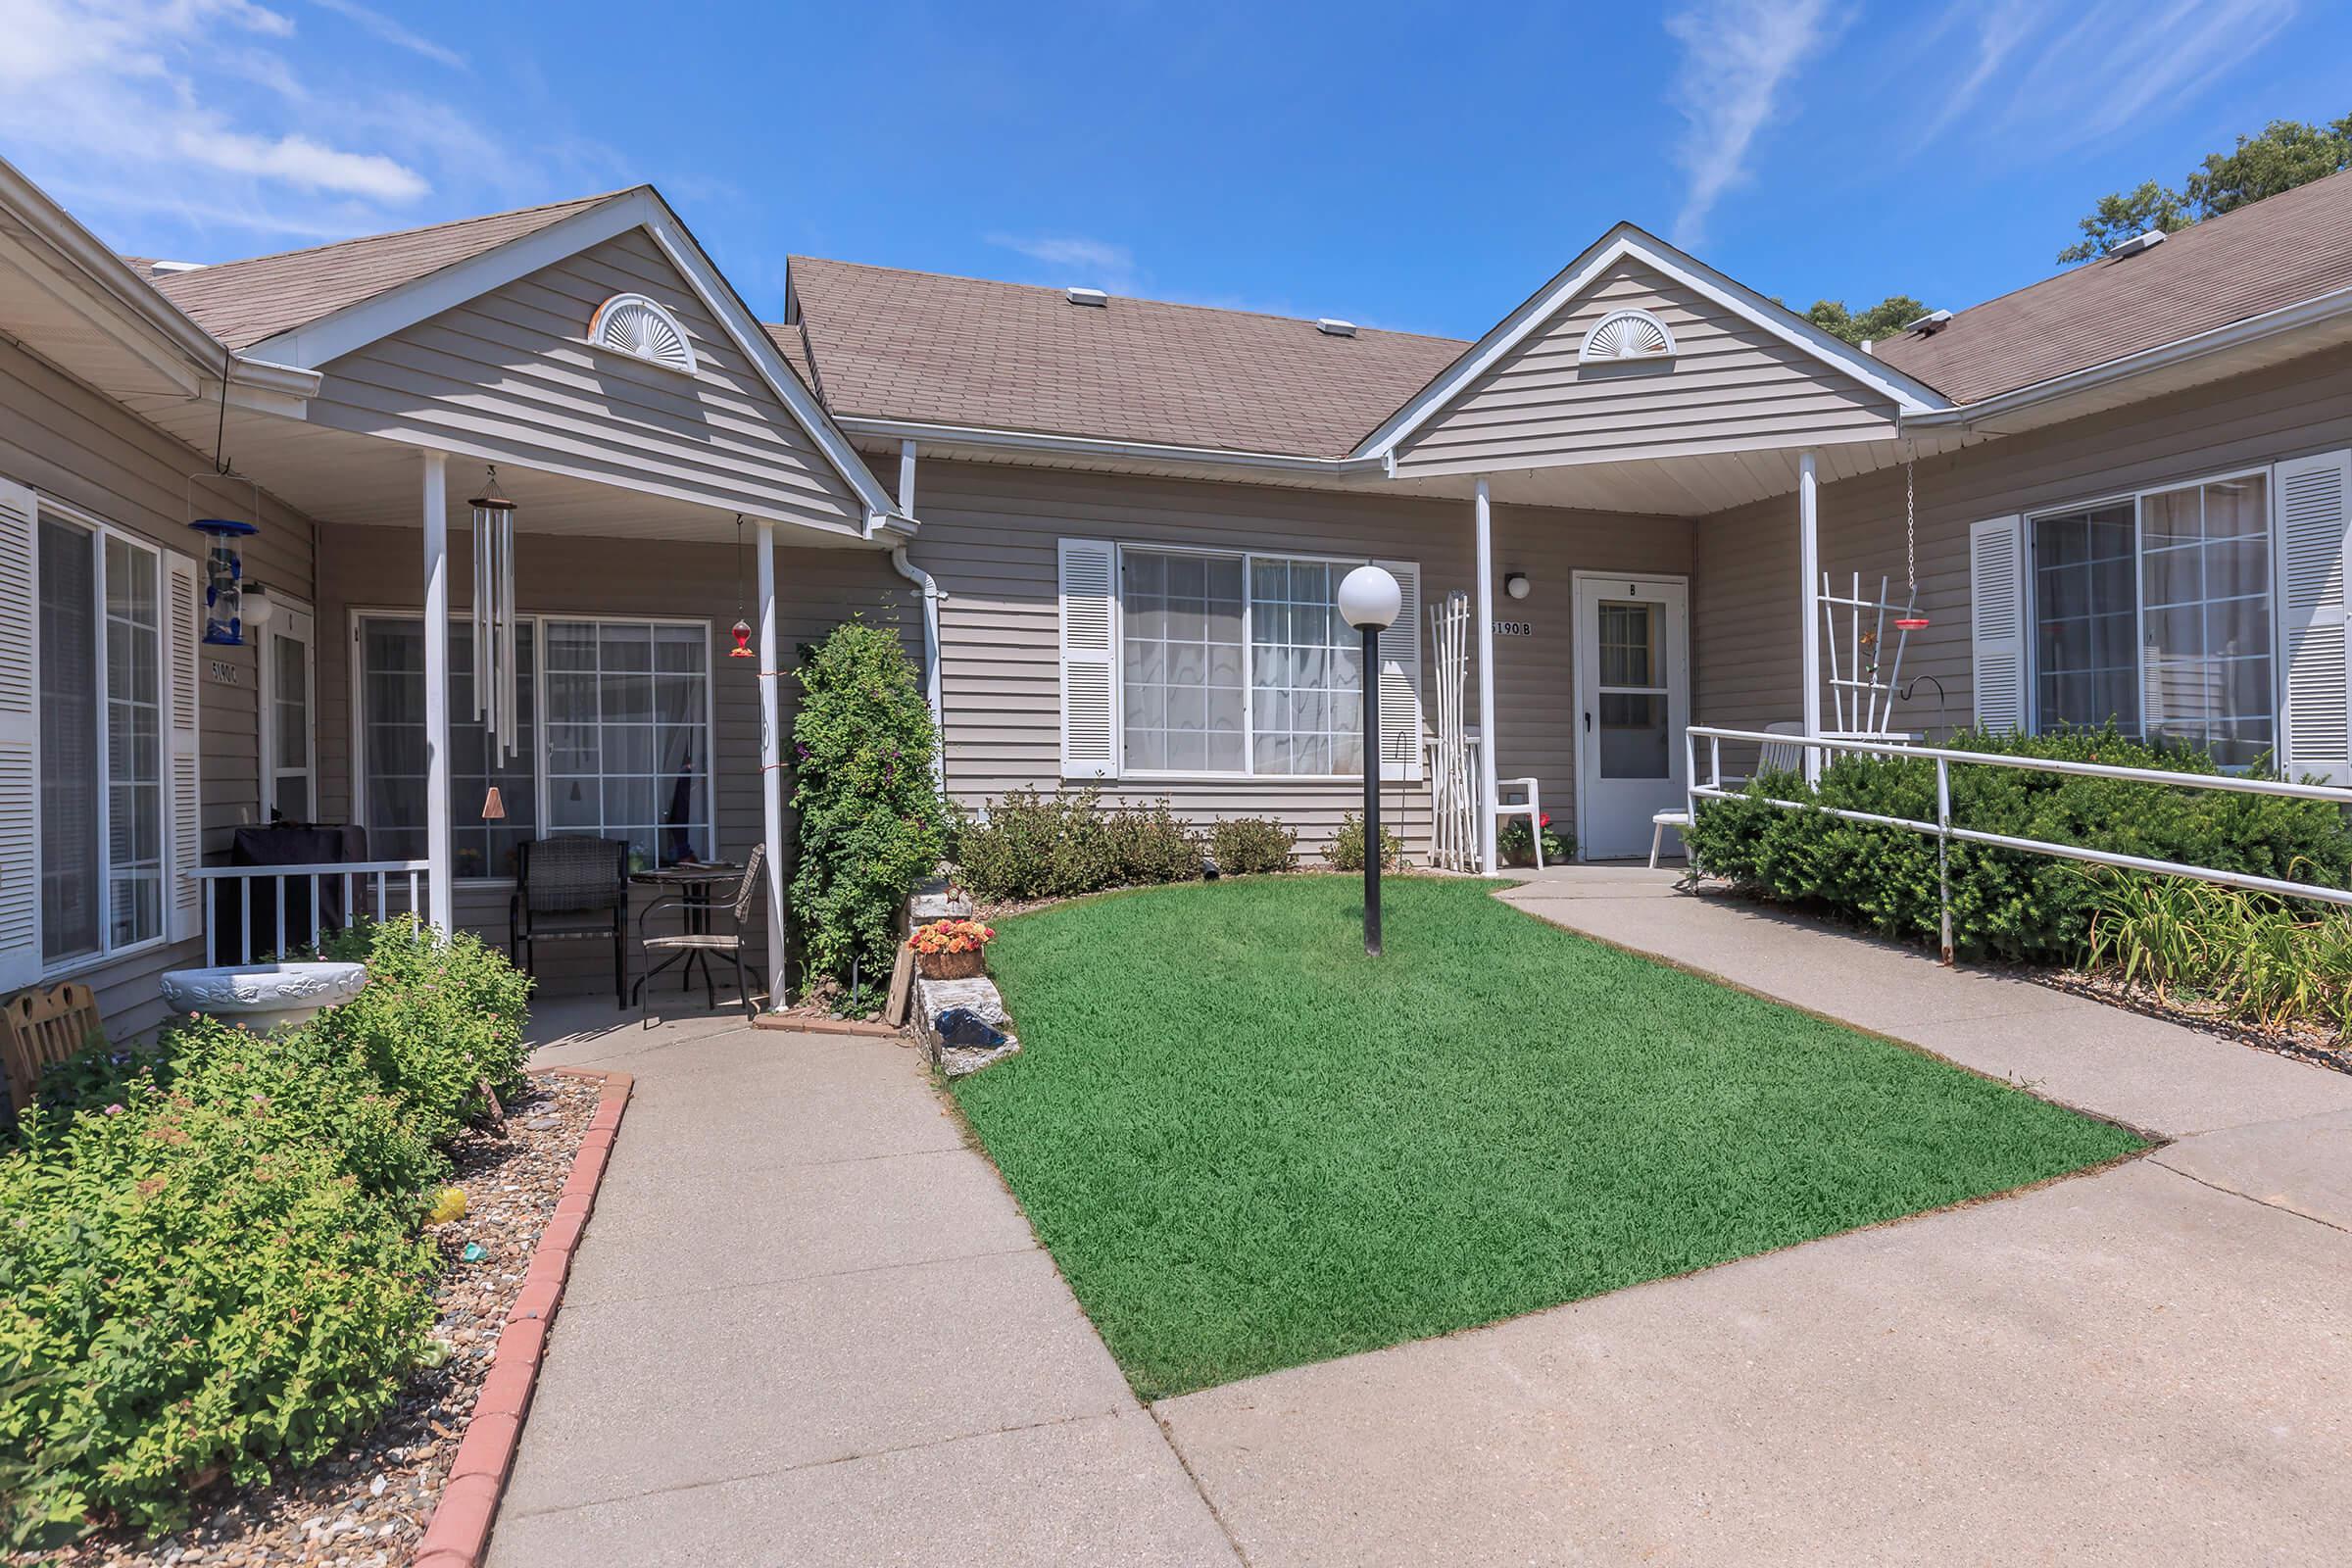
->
[1151, 868, 2352, 1565]
[484, 1003, 1238, 1568]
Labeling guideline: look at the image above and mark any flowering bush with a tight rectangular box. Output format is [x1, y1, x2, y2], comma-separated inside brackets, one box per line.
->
[1498, 811, 1573, 867]
[909, 918, 996, 956]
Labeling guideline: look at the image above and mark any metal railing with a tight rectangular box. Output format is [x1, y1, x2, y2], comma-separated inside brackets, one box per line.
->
[1683, 726, 2352, 963]
[189, 859, 432, 965]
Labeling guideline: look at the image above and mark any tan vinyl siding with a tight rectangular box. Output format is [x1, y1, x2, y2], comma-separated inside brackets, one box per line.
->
[303, 228, 867, 535]
[0, 335, 318, 1041]
[1396, 259, 1899, 477]
[1693, 345, 2352, 750]
[314, 524, 909, 998]
[899, 459, 1693, 860]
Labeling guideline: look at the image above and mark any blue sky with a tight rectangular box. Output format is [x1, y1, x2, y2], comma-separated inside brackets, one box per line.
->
[4, 0, 2345, 340]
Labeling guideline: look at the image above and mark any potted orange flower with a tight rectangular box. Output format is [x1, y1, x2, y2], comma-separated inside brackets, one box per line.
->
[908, 917, 996, 980]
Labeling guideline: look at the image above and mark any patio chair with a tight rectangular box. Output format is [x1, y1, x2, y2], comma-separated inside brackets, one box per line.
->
[1494, 776, 1545, 868]
[2, 981, 101, 1117]
[511, 836, 631, 1009]
[631, 845, 767, 1020]
[1650, 721, 1807, 870]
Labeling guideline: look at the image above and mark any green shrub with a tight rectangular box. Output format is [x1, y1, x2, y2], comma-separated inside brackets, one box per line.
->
[1326, 810, 1402, 873]
[1210, 816, 1298, 876]
[315, 918, 533, 1150]
[1684, 725, 2352, 963]
[1498, 813, 1573, 866]
[0, 1080, 437, 1544]
[791, 620, 952, 989]
[955, 789, 1203, 904]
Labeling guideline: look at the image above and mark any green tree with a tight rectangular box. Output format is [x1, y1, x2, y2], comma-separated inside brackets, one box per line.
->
[2059, 116, 2352, 264]
[1802, 295, 1934, 345]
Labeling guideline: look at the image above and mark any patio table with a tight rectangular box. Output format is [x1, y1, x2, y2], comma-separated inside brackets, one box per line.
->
[630, 861, 742, 997]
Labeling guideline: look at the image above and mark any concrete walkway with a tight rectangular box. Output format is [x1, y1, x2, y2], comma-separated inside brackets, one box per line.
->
[486, 1004, 1239, 1567]
[1152, 868, 2352, 1565]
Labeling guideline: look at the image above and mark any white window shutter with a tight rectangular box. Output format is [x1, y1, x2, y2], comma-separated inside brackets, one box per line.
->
[2274, 450, 2352, 785]
[1969, 515, 2027, 734]
[0, 480, 39, 988]
[165, 551, 204, 943]
[1058, 539, 1118, 779]
[1374, 559, 1423, 782]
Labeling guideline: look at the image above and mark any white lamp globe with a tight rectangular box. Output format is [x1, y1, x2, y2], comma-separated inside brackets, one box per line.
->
[1337, 564, 1401, 630]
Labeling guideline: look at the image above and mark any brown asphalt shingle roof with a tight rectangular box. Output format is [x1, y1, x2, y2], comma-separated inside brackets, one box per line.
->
[1875, 166, 2352, 404]
[782, 256, 1469, 457]
[148, 192, 625, 350]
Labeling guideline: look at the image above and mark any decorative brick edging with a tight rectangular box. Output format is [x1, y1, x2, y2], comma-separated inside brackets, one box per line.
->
[414, 1067, 632, 1568]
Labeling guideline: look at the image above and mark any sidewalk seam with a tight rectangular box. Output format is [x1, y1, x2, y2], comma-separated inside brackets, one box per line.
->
[2146, 1154, 2349, 1234]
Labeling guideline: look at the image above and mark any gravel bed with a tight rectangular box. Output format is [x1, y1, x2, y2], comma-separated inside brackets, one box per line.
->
[2038, 969, 2352, 1076]
[29, 1070, 601, 1568]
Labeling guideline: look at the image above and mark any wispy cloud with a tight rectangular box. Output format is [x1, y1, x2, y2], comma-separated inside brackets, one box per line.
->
[308, 0, 467, 69]
[1662, 0, 1841, 247]
[0, 0, 607, 257]
[1913, 0, 2297, 155]
[985, 232, 1141, 293]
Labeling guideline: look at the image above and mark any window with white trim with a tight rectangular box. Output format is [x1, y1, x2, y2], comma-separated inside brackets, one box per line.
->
[2028, 470, 2275, 766]
[1115, 547, 1372, 778]
[357, 615, 712, 879]
[38, 516, 165, 965]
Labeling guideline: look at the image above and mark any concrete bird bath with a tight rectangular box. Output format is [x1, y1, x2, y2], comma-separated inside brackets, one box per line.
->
[159, 960, 368, 1032]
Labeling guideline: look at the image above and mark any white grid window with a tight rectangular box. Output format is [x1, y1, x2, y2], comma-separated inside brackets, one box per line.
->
[1250, 558, 1363, 776]
[2033, 501, 2138, 734]
[361, 618, 538, 878]
[544, 620, 711, 869]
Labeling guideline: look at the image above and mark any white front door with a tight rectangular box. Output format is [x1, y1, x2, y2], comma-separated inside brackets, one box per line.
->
[259, 603, 317, 824]
[1574, 574, 1690, 860]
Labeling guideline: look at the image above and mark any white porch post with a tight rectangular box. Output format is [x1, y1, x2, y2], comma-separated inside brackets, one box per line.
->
[1798, 451, 1823, 783]
[419, 450, 455, 933]
[1474, 477, 1500, 874]
[757, 521, 788, 1008]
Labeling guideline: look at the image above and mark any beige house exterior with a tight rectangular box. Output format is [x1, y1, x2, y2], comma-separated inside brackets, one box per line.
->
[10, 151, 2352, 1041]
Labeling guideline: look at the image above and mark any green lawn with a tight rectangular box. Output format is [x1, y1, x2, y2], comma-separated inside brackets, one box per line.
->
[954, 875, 2144, 1401]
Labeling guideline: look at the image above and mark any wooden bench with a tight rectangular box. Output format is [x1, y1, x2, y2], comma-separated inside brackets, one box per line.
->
[2, 981, 102, 1113]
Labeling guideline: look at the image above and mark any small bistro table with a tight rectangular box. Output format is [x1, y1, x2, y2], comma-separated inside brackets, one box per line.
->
[629, 860, 743, 998]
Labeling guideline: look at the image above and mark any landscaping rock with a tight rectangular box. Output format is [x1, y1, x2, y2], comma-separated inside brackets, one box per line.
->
[915, 975, 1020, 1077]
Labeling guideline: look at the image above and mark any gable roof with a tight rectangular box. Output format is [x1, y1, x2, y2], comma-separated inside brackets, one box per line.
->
[148, 193, 622, 349]
[784, 257, 1468, 459]
[1875, 167, 2352, 405]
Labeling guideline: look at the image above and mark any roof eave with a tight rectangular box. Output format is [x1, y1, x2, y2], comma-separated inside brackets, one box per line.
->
[836, 414, 1388, 475]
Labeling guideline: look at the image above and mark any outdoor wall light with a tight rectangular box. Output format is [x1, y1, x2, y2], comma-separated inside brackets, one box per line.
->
[1338, 564, 1401, 957]
[1505, 571, 1531, 600]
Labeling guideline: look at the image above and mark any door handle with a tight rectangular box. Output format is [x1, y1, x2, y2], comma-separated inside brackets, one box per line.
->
[1584, 710, 1592, 733]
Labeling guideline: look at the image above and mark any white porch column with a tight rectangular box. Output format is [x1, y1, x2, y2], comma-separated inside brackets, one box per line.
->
[1474, 477, 1501, 875]
[757, 521, 788, 1009]
[1798, 451, 1823, 783]
[419, 450, 455, 933]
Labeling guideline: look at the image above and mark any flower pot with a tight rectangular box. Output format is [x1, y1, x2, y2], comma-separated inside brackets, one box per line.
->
[916, 949, 986, 980]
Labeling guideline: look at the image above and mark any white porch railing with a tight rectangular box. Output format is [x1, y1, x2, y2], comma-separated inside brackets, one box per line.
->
[1684, 726, 2352, 963]
[189, 859, 433, 965]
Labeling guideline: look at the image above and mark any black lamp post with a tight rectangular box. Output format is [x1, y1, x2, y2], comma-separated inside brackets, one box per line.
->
[1338, 565, 1401, 956]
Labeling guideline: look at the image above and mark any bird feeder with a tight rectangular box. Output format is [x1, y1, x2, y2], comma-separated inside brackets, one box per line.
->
[186, 469, 264, 647]
[729, 514, 757, 658]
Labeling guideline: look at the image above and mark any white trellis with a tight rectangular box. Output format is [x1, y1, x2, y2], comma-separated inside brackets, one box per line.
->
[1819, 571, 1918, 736]
[1426, 591, 1478, 871]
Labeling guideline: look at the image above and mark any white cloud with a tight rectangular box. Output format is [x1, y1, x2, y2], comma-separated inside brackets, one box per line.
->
[1662, 0, 1840, 248]
[306, 0, 467, 70]
[985, 232, 1141, 293]
[172, 125, 429, 200]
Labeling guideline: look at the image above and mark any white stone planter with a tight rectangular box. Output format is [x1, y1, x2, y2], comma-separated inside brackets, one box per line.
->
[160, 960, 368, 1033]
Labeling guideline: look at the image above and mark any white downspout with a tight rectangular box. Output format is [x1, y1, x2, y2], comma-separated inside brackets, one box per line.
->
[887, 439, 948, 788]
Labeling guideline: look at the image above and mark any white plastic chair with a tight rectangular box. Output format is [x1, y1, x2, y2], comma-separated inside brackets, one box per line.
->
[1495, 776, 1544, 868]
[1649, 721, 1806, 869]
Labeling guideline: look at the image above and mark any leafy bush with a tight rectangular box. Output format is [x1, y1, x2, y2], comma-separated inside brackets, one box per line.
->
[1, 925, 537, 1544]
[1498, 812, 1573, 866]
[2086, 871, 2352, 1036]
[1210, 816, 1298, 876]
[791, 620, 952, 989]
[1684, 725, 2352, 962]
[1326, 809, 1403, 873]
[955, 789, 1202, 904]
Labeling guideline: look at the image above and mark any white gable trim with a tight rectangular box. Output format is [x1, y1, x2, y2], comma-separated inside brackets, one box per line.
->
[246, 187, 902, 532]
[1353, 223, 1953, 462]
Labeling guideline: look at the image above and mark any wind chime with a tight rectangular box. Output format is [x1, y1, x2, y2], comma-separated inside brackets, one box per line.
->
[469, 467, 520, 820]
[729, 514, 756, 659]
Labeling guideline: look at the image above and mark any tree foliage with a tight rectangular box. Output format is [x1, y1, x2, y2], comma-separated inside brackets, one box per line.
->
[2060, 115, 2352, 263]
[1801, 295, 1934, 346]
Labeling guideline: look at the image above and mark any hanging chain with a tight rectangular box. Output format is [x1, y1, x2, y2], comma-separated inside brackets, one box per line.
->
[1905, 442, 1917, 596]
[734, 514, 746, 620]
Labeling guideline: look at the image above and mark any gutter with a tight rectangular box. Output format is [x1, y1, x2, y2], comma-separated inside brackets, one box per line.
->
[835, 415, 1389, 477]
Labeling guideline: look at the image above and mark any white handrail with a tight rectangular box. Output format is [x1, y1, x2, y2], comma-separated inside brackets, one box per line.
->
[190, 859, 432, 965]
[1682, 726, 2352, 963]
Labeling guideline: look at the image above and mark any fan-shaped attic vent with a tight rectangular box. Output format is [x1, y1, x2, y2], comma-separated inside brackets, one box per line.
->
[589, 293, 698, 373]
[1578, 308, 1676, 365]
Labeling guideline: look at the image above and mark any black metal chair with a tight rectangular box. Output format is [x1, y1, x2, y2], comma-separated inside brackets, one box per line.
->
[510, 837, 631, 1009]
[632, 846, 767, 1019]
